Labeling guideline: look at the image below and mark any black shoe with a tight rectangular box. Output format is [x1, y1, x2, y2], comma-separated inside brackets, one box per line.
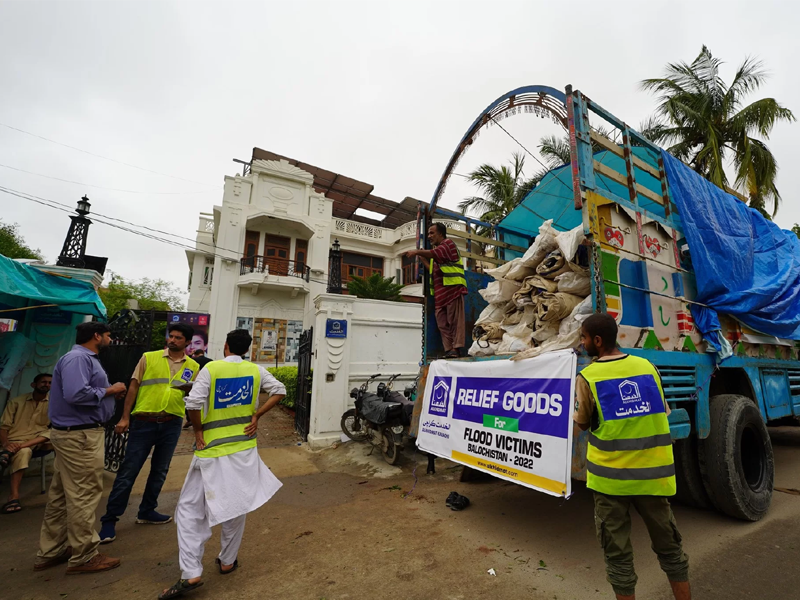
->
[450, 494, 470, 511]
[445, 491, 459, 508]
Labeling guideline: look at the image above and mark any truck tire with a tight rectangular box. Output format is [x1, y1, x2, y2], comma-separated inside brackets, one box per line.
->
[673, 437, 712, 509]
[698, 394, 774, 521]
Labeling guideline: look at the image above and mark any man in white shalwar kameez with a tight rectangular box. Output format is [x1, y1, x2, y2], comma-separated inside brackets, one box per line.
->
[159, 329, 285, 600]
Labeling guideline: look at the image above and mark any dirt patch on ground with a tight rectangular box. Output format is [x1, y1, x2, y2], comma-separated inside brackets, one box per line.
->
[3, 429, 800, 600]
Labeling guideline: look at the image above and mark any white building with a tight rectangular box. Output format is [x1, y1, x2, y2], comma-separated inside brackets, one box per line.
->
[186, 148, 464, 364]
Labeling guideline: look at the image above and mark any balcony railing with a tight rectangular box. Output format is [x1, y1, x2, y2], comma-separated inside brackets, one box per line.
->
[240, 256, 310, 282]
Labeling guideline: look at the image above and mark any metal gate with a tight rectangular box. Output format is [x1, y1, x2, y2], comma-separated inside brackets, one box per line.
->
[98, 309, 154, 472]
[294, 327, 313, 441]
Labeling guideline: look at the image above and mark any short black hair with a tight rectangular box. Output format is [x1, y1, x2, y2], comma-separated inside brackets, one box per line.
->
[226, 329, 252, 356]
[193, 330, 208, 344]
[193, 349, 205, 356]
[76, 321, 111, 345]
[168, 323, 194, 341]
[432, 222, 447, 237]
[582, 313, 618, 349]
[33, 373, 52, 383]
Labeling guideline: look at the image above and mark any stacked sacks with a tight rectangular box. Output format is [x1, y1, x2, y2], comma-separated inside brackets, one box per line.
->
[468, 220, 592, 358]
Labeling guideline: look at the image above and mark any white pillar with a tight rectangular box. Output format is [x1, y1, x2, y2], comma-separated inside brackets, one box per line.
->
[307, 293, 355, 449]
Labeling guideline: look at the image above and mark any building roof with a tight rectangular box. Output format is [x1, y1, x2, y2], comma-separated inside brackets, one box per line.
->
[251, 148, 424, 230]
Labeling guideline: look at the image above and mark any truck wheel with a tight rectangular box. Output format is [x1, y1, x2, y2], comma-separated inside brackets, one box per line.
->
[673, 437, 712, 509]
[698, 394, 774, 521]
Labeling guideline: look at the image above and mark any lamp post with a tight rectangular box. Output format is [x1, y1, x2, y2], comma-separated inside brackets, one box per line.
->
[57, 195, 93, 269]
[327, 238, 343, 294]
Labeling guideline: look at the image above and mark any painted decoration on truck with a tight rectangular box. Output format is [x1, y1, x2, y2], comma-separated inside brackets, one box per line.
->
[417, 350, 577, 498]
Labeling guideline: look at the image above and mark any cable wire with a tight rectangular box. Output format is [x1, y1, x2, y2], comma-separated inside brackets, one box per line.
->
[0, 122, 219, 188]
[1, 184, 337, 287]
[0, 162, 218, 195]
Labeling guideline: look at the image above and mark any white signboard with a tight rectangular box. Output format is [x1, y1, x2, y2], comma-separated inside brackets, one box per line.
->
[417, 350, 577, 497]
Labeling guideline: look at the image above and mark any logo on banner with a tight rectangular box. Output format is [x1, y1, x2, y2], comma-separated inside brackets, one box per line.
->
[429, 377, 451, 416]
[619, 380, 641, 404]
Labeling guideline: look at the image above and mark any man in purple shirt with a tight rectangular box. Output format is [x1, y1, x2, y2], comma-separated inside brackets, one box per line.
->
[34, 322, 127, 575]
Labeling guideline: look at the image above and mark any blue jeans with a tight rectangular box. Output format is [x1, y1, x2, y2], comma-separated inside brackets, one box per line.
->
[101, 417, 183, 523]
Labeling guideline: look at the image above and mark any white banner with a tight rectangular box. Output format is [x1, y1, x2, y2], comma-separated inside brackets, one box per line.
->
[417, 350, 576, 497]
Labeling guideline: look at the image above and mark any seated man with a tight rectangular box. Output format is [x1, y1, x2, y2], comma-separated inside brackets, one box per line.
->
[0, 373, 52, 514]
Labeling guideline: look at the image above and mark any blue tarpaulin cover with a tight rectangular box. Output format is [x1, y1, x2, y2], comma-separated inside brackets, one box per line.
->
[0, 254, 106, 318]
[662, 151, 800, 340]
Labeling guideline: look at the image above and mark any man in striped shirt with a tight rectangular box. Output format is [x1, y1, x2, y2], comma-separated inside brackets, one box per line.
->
[405, 223, 467, 358]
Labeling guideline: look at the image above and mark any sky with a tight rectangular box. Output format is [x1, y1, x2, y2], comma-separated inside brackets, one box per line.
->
[1, 0, 798, 304]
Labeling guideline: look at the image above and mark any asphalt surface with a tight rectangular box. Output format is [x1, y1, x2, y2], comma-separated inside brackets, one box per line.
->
[3, 427, 800, 600]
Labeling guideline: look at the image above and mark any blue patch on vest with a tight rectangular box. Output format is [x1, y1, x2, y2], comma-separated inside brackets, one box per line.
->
[213, 376, 255, 409]
[595, 374, 664, 421]
[181, 368, 193, 382]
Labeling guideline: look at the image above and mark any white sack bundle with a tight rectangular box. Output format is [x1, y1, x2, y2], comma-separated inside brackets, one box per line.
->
[479, 279, 522, 304]
[537, 292, 585, 322]
[555, 271, 591, 296]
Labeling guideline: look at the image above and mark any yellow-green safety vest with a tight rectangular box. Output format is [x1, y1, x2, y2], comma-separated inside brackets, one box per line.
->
[581, 355, 675, 496]
[134, 351, 199, 417]
[195, 360, 261, 458]
[429, 248, 466, 296]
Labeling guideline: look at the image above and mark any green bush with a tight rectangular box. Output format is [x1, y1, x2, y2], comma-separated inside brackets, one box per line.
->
[267, 366, 311, 409]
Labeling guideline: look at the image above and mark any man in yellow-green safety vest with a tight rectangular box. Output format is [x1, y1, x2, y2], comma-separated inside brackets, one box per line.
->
[574, 313, 691, 600]
[98, 323, 199, 545]
[158, 328, 285, 600]
[405, 222, 467, 358]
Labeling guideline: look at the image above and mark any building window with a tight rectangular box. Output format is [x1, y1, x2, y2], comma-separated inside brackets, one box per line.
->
[243, 230, 260, 270]
[342, 252, 383, 285]
[264, 234, 290, 276]
[401, 254, 417, 285]
[203, 257, 214, 286]
[295, 239, 308, 272]
[187, 270, 193, 292]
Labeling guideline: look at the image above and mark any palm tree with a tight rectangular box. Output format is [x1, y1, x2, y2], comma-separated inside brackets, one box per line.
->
[347, 273, 405, 301]
[457, 152, 537, 223]
[641, 46, 795, 217]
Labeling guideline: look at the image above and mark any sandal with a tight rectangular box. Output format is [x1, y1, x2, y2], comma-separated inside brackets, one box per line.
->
[449, 494, 471, 511]
[215, 557, 239, 575]
[157, 579, 204, 599]
[1, 499, 22, 514]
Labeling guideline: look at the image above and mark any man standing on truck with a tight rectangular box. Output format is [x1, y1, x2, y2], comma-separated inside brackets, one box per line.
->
[574, 313, 691, 600]
[405, 222, 467, 358]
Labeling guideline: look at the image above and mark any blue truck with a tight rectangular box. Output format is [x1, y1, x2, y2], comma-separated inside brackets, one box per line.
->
[416, 84, 800, 521]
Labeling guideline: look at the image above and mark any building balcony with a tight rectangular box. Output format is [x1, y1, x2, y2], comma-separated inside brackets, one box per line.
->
[332, 218, 466, 244]
[238, 257, 311, 296]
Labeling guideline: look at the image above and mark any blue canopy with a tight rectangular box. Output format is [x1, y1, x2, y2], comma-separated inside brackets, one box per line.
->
[0, 254, 106, 318]
[661, 151, 800, 340]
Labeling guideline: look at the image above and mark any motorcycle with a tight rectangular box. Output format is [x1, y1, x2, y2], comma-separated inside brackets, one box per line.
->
[340, 373, 407, 465]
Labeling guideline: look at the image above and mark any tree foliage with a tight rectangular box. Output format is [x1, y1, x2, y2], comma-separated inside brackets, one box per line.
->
[457, 152, 538, 225]
[0, 220, 43, 261]
[346, 272, 405, 302]
[99, 273, 186, 350]
[641, 46, 795, 217]
[792, 224, 800, 240]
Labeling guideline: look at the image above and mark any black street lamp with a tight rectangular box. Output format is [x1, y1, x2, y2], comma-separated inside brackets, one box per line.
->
[76, 195, 91, 215]
[57, 196, 93, 269]
[327, 238, 343, 294]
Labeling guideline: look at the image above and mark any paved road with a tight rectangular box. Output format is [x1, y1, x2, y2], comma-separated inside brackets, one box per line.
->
[3, 428, 800, 600]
